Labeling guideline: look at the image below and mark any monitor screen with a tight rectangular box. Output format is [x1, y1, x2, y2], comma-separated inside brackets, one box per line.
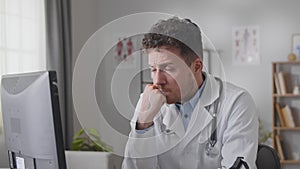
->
[1, 71, 66, 169]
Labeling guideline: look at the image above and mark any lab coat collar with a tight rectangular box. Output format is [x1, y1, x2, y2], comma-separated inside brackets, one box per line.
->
[198, 73, 220, 107]
[162, 104, 185, 138]
[181, 74, 221, 147]
[182, 106, 213, 148]
[161, 73, 221, 139]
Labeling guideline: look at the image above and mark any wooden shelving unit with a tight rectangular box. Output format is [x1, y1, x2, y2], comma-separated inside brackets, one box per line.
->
[273, 94, 300, 97]
[280, 160, 300, 164]
[272, 61, 300, 169]
[274, 127, 300, 130]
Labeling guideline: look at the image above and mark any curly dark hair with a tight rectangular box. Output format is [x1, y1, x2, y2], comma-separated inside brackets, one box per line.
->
[142, 17, 203, 66]
[142, 33, 198, 66]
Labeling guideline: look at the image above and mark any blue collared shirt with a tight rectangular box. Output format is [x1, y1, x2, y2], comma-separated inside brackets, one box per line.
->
[175, 76, 207, 130]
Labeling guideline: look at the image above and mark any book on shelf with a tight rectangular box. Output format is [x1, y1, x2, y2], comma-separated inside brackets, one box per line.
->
[280, 140, 289, 160]
[275, 103, 285, 127]
[275, 135, 285, 160]
[278, 71, 287, 95]
[281, 105, 295, 128]
[274, 73, 282, 95]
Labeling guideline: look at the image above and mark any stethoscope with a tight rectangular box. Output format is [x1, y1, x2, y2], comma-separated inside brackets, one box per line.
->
[205, 77, 223, 155]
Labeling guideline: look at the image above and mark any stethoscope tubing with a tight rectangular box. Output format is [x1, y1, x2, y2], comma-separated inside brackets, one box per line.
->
[206, 77, 223, 154]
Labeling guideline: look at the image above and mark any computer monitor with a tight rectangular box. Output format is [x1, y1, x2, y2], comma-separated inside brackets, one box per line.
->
[1, 71, 66, 169]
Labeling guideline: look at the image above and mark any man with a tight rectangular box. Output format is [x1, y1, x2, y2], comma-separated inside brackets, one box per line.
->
[122, 17, 258, 169]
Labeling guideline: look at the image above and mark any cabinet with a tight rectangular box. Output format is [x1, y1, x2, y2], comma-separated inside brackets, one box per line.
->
[272, 61, 300, 169]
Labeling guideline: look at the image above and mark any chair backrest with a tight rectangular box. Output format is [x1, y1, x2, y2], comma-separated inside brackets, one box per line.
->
[256, 144, 281, 169]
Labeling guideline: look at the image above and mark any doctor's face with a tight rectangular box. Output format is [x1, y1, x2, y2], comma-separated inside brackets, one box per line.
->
[148, 46, 199, 104]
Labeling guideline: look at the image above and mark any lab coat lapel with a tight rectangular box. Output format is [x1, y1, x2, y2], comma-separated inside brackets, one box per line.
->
[180, 106, 213, 148]
[162, 104, 185, 138]
[198, 73, 220, 108]
[181, 74, 221, 148]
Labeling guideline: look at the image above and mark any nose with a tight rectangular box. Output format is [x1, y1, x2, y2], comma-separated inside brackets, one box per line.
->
[153, 69, 166, 85]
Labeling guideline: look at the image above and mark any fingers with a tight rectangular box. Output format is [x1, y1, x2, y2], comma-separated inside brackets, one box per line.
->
[138, 84, 166, 124]
[148, 84, 166, 96]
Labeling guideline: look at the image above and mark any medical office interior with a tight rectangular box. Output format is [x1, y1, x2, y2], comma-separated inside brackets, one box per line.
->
[1, 0, 300, 169]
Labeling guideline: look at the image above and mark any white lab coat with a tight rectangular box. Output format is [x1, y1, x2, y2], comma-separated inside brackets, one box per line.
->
[122, 73, 258, 169]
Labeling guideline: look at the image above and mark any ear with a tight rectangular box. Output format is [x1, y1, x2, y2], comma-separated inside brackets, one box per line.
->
[192, 58, 203, 73]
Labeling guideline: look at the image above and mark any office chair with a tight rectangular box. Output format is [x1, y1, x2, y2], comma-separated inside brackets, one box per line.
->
[256, 144, 281, 169]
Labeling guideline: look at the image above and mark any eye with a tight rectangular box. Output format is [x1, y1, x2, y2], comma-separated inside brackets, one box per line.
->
[150, 67, 157, 72]
[163, 66, 175, 72]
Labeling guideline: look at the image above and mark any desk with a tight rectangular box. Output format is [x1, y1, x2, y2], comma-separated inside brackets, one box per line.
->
[0, 151, 123, 169]
[65, 151, 123, 169]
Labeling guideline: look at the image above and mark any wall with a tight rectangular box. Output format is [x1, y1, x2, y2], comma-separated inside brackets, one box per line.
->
[99, 0, 300, 129]
[72, 0, 300, 133]
[71, 0, 300, 167]
[71, 0, 102, 133]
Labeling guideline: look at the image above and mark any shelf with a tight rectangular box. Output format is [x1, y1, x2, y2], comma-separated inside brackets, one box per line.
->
[272, 61, 300, 65]
[280, 160, 300, 164]
[274, 127, 300, 131]
[272, 60, 300, 167]
[273, 94, 300, 98]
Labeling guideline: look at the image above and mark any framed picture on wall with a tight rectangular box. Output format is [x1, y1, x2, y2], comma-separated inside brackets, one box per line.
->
[292, 33, 300, 58]
[232, 26, 260, 65]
